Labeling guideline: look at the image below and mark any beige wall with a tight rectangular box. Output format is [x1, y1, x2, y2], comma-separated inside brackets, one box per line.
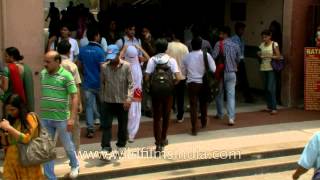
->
[225, 0, 284, 46]
[0, 1, 3, 53]
[1, 0, 44, 112]
[224, 0, 284, 90]
[223, 0, 313, 106]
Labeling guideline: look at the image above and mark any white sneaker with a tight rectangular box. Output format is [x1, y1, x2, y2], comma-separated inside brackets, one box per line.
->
[177, 117, 184, 123]
[69, 166, 80, 179]
[228, 119, 235, 126]
[128, 138, 134, 143]
[95, 118, 100, 125]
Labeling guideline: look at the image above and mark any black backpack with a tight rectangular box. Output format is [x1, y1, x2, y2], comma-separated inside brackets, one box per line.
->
[150, 55, 175, 97]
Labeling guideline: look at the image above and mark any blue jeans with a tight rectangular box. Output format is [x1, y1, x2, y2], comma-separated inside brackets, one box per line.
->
[84, 89, 100, 131]
[42, 119, 79, 180]
[262, 71, 277, 110]
[215, 72, 237, 120]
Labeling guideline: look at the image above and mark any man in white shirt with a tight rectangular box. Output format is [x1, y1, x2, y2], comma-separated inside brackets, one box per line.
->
[116, 23, 141, 50]
[47, 24, 79, 62]
[182, 37, 216, 136]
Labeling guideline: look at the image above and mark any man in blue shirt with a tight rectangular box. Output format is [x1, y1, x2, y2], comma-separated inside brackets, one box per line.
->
[293, 132, 320, 179]
[77, 26, 105, 138]
[231, 22, 253, 103]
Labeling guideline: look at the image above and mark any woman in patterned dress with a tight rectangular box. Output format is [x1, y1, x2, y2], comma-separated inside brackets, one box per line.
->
[0, 94, 44, 180]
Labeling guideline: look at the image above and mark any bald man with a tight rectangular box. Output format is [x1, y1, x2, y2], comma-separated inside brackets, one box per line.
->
[40, 51, 80, 179]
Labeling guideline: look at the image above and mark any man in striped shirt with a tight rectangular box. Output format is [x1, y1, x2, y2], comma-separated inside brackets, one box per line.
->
[100, 44, 134, 153]
[212, 26, 241, 126]
[40, 51, 79, 179]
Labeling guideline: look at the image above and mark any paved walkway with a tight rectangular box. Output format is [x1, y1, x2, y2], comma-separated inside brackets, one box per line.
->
[222, 170, 314, 180]
[75, 105, 319, 145]
[1, 105, 319, 179]
[51, 107, 320, 179]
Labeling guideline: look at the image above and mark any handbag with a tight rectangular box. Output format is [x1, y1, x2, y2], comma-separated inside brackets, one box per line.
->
[133, 88, 143, 101]
[202, 49, 219, 103]
[214, 40, 225, 81]
[271, 42, 285, 72]
[17, 112, 57, 166]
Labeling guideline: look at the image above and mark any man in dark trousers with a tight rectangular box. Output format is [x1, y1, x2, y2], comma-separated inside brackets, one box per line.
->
[100, 44, 134, 153]
[145, 38, 180, 154]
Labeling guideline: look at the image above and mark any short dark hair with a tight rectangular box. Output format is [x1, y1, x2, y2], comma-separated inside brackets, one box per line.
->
[60, 23, 71, 31]
[191, 37, 202, 51]
[87, 26, 100, 41]
[220, 26, 231, 37]
[235, 22, 246, 30]
[57, 40, 71, 55]
[192, 25, 201, 38]
[261, 29, 272, 36]
[155, 38, 168, 54]
[54, 53, 62, 63]
[125, 22, 135, 29]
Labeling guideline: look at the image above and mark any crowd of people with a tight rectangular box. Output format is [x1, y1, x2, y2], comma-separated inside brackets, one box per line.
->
[0, 1, 294, 180]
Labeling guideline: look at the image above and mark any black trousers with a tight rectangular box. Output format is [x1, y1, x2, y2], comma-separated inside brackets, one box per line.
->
[100, 102, 128, 148]
[152, 96, 173, 146]
[237, 61, 253, 101]
[173, 80, 186, 120]
[187, 83, 208, 131]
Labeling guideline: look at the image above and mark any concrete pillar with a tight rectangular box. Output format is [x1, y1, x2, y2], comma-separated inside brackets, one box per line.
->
[0, 3, 4, 52]
[0, 0, 44, 112]
[282, 0, 294, 106]
[282, 0, 314, 107]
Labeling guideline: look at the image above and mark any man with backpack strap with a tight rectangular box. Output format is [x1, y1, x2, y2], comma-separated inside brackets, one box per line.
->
[116, 23, 141, 52]
[181, 37, 216, 136]
[145, 38, 180, 154]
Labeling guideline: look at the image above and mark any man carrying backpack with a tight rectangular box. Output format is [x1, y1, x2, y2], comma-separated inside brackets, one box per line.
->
[145, 38, 180, 154]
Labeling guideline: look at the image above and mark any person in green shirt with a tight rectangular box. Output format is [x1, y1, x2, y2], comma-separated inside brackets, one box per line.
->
[40, 51, 80, 179]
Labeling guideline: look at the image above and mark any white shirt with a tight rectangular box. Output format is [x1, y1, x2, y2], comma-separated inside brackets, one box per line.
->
[116, 36, 142, 56]
[115, 36, 141, 49]
[145, 53, 180, 74]
[181, 50, 216, 84]
[50, 37, 79, 62]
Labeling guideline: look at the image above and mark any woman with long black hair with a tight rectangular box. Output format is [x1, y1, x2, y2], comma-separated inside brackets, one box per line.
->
[0, 94, 44, 179]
